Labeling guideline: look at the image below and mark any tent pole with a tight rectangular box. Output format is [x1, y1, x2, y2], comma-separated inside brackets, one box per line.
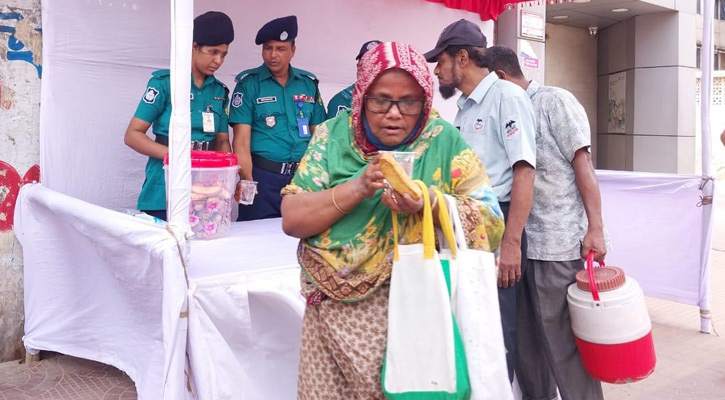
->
[699, 0, 715, 334]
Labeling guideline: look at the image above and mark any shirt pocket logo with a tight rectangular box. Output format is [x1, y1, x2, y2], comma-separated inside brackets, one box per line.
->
[474, 118, 485, 132]
[265, 115, 276, 128]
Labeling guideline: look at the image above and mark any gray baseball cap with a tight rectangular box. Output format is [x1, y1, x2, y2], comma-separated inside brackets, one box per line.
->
[424, 19, 488, 62]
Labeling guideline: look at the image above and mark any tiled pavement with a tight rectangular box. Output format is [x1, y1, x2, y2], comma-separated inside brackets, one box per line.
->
[0, 354, 135, 399]
[1, 201, 724, 399]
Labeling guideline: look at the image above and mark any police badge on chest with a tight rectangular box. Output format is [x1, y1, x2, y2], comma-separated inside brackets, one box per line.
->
[265, 115, 276, 128]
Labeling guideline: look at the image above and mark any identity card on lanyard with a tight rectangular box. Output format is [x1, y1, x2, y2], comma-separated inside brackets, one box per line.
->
[202, 105, 215, 133]
[297, 102, 310, 138]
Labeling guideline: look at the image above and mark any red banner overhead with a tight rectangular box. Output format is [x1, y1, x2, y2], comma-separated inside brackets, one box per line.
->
[425, 0, 532, 21]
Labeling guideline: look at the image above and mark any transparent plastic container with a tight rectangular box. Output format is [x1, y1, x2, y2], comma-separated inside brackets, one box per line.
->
[164, 150, 238, 240]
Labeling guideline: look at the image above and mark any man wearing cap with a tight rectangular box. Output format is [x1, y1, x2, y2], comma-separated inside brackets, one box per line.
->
[325, 40, 381, 119]
[125, 11, 234, 221]
[425, 20, 537, 383]
[229, 15, 326, 221]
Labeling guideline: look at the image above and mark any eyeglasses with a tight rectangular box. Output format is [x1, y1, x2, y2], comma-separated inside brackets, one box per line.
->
[197, 48, 227, 59]
[364, 96, 425, 115]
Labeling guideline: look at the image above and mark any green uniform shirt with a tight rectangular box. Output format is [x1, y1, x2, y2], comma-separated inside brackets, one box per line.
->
[228, 64, 326, 163]
[326, 84, 354, 120]
[133, 69, 229, 211]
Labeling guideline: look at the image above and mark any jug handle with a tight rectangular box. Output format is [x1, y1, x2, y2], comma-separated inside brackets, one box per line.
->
[587, 251, 605, 301]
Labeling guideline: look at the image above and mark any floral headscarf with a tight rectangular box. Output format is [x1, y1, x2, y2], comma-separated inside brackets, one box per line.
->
[351, 42, 435, 156]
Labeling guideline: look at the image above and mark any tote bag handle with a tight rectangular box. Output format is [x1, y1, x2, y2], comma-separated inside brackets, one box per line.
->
[392, 182, 456, 260]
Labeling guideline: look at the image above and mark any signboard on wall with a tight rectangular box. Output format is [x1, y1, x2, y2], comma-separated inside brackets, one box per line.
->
[520, 10, 545, 41]
[608, 72, 626, 133]
[519, 39, 544, 83]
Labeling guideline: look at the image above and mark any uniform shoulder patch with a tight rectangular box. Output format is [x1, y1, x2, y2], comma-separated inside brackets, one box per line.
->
[143, 87, 160, 104]
[504, 118, 519, 138]
[296, 68, 318, 83]
[151, 69, 170, 79]
[215, 79, 229, 96]
[231, 92, 243, 108]
[234, 68, 257, 83]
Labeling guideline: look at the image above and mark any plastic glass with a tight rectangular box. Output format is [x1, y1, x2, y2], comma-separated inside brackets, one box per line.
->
[390, 151, 415, 177]
[240, 180, 258, 205]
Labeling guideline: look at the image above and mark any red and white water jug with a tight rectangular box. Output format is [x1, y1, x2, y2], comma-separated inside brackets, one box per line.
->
[566, 252, 656, 384]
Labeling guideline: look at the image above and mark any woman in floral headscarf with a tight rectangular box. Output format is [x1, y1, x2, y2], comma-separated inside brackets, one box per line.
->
[281, 42, 504, 399]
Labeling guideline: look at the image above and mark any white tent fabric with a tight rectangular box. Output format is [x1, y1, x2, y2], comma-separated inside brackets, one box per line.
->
[38, 0, 492, 211]
[15, 184, 305, 399]
[25, 1, 717, 399]
[597, 170, 706, 305]
[16, 173, 712, 399]
[15, 184, 189, 400]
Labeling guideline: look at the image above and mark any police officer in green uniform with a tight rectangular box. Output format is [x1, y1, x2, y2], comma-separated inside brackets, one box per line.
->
[326, 40, 381, 119]
[124, 11, 234, 221]
[229, 15, 326, 221]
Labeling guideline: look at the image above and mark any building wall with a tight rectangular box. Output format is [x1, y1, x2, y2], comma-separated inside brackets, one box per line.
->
[596, 10, 698, 173]
[0, 0, 42, 362]
[544, 23, 598, 165]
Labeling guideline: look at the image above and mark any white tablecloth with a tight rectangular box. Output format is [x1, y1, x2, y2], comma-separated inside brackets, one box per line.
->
[187, 223, 304, 400]
[15, 184, 303, 400]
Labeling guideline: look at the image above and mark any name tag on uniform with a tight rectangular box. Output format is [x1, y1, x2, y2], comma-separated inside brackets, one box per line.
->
[297, 117, 310, 138]
[256, 96, 277, 104]
[202, 112, 215, 133]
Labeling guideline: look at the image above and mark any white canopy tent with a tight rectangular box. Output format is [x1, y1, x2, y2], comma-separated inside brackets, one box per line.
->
[159, 0, 718, 333]
[16, 0, 718, 398]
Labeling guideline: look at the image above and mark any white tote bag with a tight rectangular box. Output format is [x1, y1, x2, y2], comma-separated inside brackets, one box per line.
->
[383, 183, 470, 399]
[437, 193, 514, 400]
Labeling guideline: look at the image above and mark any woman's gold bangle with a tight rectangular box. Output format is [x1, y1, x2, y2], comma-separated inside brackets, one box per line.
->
[332, 186, 351, 214]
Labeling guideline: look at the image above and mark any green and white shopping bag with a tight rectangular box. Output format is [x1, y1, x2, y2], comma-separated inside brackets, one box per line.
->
[437, 193, 514, 400]
[382, 182, 470, 400]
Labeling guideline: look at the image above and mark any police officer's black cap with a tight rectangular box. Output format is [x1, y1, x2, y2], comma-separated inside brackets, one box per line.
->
[424, 19, 487, 62]
[194, 11, 234, 46]
[355, 40, 382, 60]
[255, 15, 298, 45]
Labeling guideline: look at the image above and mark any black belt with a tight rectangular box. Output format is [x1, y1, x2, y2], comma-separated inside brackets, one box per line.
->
[252, 154, 299, 175]
[154, 135, 216, 151]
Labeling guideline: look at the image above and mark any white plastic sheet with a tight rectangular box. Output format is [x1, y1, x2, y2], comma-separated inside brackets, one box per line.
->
[15, 176, 713, 399]
[186, 219, 304, 399]
[596, 170, 705, 305]
[15, 184, 304, 399]
[187, 266, 304, 400]
[14, 184, 189, 400]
